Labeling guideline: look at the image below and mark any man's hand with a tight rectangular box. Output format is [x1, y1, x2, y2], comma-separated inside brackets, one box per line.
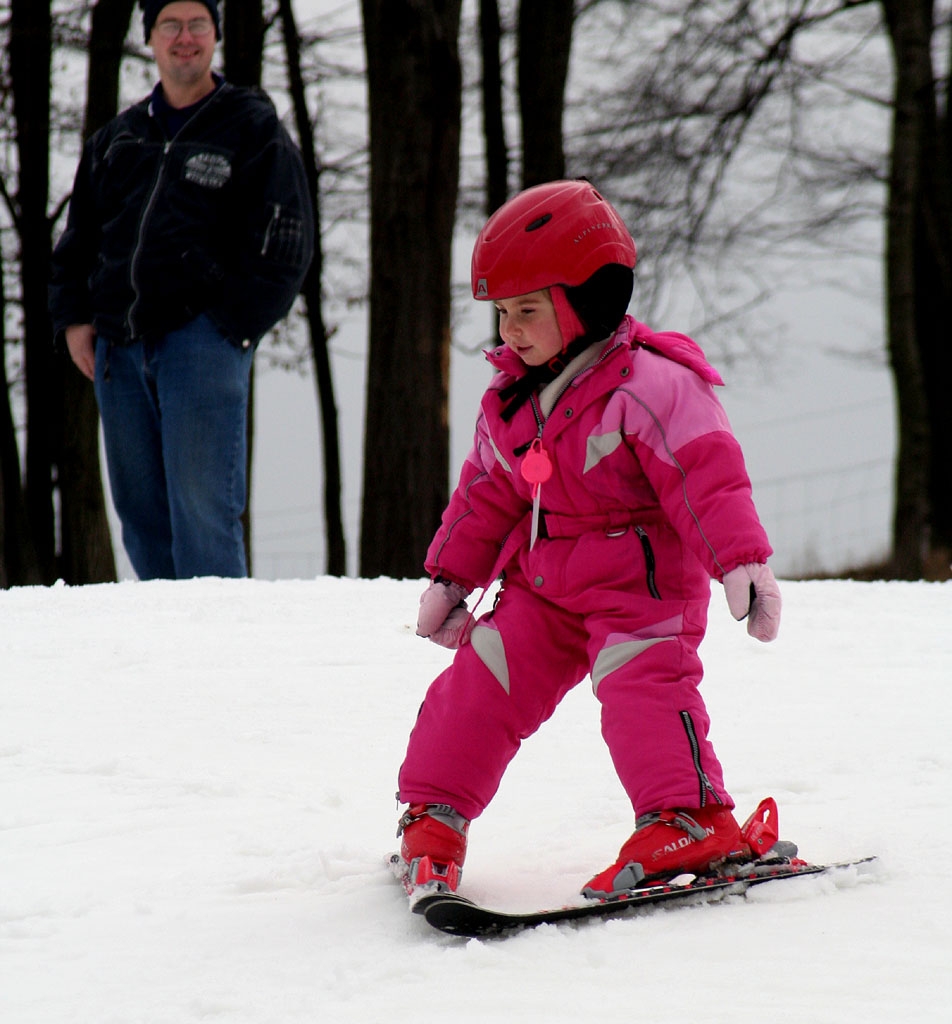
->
[65, 323, 97, 381]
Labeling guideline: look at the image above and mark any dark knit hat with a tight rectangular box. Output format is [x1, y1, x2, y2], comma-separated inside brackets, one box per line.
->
[141, 1, 221, 44]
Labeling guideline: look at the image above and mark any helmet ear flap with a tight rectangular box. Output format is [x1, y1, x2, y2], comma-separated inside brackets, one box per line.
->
[564, 264, 634, 338]
[549, 286, 586, 348]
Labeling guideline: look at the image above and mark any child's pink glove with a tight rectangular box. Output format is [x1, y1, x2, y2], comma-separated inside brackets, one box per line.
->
[723, 563, 781, 642]
[416, 578, 475, 649]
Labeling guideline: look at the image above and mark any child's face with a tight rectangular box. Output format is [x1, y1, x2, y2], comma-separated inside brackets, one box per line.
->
[494, 290, 564, 366]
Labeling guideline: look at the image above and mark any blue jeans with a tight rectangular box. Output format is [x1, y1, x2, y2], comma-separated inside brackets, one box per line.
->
[94, 314, 253, 580]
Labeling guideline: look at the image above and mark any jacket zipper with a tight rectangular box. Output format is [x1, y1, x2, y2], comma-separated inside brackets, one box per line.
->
[126, 86, 228, 339]
[512, 340, 626, 456]
[547, 338, 625, 414]
[261, 203, 281, 256]
[513, 397, 545, 456]
[679, 711, 723, 808]
[127, 140, 171, 337]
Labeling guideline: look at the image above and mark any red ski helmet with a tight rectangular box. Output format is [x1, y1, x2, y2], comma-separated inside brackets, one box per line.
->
[471, 179, 637, 302]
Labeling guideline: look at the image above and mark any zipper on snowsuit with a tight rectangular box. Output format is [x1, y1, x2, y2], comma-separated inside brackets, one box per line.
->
[679, 710, 724, 808]
[634, 526, 662, 599]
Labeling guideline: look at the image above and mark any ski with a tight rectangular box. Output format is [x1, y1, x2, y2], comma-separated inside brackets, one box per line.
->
[417, 856, 878, 937]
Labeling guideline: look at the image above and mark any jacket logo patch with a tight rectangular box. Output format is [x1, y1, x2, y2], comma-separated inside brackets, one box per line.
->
[184, 152, 232, 189]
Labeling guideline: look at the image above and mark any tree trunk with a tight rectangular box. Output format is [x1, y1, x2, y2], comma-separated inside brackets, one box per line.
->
[223, 0, 264, 88]
[11, 0, 56, 582]
[479, 0, 508, 213]
[56, 0, 138, 585]
[359, 0, 462, 578]
[880, 0, 933, 577]
[915, 8, 952, 553]
[223, 0, 265, 576]
[0, 253, 42, 587]
[278, 0, 346, 576]
[517, 0, 574, 187]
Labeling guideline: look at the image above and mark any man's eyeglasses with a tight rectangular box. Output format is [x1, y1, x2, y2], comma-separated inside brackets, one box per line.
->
[155, 18, 215, 39]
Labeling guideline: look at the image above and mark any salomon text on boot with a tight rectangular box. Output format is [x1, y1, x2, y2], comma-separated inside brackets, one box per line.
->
[582, 805, 751, 898]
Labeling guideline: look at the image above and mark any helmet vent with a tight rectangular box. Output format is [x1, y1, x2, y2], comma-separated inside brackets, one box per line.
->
[525, 213, 552, 232]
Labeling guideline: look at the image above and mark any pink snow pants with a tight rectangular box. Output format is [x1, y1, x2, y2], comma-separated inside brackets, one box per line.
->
[398, 543, 732, 823]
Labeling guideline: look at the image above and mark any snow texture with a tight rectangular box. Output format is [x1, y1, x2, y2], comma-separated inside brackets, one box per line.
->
[2, 576, 950, 1022]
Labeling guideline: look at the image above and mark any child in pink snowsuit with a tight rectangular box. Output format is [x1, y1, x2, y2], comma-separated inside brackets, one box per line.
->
[396, 180, 782, 899]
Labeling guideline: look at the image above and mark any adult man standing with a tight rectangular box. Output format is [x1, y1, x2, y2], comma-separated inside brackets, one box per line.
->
[49, 1, 313, 580]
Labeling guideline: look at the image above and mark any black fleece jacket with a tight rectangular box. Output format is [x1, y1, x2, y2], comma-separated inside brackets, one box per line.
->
[49, 81, 313, 349]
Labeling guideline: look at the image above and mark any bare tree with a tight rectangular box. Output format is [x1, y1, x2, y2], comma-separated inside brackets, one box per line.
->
[880, 0, 936, 576]
[10, 0, 56, 582]
[359, 0, 463, 577]
[475, 0, 577, 204]
[0, 245, 41, 586]
[517, 0, 574, 187]
[1, 146, 42, 583]
[1, 0, 130, 587]
[568, 0, 952, 577]
[220, 0, 266, 576]
[55, 0, 137, 585]
[277, 0, 346, 576]
[479, 0, 509, 212]
[223, 0, 265, 86]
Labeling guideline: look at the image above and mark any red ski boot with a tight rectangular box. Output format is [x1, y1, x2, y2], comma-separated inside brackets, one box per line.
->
[582, 805, 751, 898]
[397, 803, 469, 896]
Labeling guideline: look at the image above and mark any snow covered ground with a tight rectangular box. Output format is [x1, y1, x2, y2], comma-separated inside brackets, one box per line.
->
[2, 576, 950, 1023]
